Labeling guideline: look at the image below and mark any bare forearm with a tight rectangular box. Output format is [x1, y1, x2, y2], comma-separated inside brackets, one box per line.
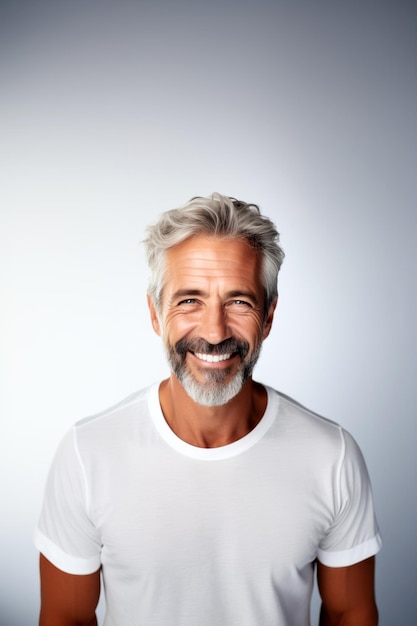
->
[39, 610, 98, 626]
[319, 604, 378, 626]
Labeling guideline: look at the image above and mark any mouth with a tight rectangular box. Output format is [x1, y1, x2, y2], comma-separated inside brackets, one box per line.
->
[173, 337, 248, 368]
[193, 352, 233, 363]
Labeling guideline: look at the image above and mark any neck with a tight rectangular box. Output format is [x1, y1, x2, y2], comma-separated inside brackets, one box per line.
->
[158, 375, 267, 448]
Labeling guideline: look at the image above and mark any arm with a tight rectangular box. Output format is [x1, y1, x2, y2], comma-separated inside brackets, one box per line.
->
[317, 557, 378, 626]
[39, 554, 101, 626]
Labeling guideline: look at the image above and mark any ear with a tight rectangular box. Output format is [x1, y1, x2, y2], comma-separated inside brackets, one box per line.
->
[262, 297, 278, 340]
[147, 295, 161, 336]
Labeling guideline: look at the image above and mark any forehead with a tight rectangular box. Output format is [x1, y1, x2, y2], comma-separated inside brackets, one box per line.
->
[164, 235, 262, 286]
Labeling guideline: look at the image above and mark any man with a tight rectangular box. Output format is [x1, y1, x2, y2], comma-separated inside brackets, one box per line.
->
[36, 193, 382, 625]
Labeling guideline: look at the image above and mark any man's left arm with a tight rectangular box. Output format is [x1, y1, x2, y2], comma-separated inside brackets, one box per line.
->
[317, 556, 378, 626]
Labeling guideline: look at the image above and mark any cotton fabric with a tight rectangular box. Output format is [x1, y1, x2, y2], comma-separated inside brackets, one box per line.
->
[36, 383, 381, 626]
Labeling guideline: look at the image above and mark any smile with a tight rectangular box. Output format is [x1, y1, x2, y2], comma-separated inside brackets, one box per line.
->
[194, 352, 232, 363]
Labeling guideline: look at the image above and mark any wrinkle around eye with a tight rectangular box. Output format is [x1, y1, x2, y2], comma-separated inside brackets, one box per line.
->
[230, 300, 252, 307]
[227, 300, 264, 313]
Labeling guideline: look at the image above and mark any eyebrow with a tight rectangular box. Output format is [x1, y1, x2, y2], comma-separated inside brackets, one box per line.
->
[171, 289, 207, 300]
[227, 290, 259, 302]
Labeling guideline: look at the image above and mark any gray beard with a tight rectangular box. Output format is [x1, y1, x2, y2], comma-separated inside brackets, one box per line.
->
[164, 337, 263, 407]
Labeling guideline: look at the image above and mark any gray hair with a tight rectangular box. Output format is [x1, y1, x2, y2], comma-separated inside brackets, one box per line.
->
[143, 192, 285, 312]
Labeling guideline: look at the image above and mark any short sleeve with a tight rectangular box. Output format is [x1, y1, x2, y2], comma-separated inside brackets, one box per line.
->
[35, 428, 102, 574]
[317, 429, 382, 567]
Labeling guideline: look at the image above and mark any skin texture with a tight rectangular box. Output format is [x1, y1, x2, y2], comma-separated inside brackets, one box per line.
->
[148, 235, 276, 447]
[39, 554, 100, 626]
[38, 235, 378, 624]
[317, 557, 378, 625]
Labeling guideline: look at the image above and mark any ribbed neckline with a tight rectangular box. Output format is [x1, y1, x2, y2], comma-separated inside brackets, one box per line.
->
[148, 382, 278, 460]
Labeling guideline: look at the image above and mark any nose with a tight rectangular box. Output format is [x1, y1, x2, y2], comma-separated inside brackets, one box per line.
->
[198, 303, 231, 345]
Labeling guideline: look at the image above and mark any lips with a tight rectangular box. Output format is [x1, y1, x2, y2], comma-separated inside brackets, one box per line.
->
[175, 337, 250, 363]
[194, 352, 232, 363]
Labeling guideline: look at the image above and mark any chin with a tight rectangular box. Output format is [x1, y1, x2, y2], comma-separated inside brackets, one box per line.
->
[179, 371, 246, 407]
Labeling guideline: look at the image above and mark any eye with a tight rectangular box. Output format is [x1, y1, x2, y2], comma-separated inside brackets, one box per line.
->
[231, 299, 252, 308]
[178, 298, 197, 305]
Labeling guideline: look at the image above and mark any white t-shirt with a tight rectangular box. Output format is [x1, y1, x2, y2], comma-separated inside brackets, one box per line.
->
[36, 384, 381, 626]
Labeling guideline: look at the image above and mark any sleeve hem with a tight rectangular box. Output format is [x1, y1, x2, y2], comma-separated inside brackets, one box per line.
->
[317, 532, 382, 567]
[35, 529, 101, 575]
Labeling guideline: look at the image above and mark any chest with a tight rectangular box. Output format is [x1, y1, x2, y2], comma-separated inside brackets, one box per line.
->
[93, 444, 335, 578]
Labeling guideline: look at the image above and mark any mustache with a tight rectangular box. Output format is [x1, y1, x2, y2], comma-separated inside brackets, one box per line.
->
[174, 337, 250, 359]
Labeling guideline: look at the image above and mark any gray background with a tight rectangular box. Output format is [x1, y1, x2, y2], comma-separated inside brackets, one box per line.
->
[1, 0, 416, 624]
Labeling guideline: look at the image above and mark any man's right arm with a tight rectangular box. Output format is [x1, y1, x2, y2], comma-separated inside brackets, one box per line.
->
[39, 554, 101, 626]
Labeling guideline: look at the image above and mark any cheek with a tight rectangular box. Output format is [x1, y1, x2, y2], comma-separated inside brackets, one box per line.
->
[233, 314, 265, 343]
[162, 313, 196, 343]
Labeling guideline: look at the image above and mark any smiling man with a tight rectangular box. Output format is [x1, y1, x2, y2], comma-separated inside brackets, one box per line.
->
[150, 233, 274, 446]
[36, 193, 382, 625]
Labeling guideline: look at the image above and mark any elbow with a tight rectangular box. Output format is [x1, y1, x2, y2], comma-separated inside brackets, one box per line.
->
[320, 603, 378, 626]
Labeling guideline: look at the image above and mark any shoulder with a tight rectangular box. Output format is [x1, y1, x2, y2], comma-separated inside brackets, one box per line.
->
[66, 383, 159, 461]
[267, 386, 343, 438]
[265, 386, 362, 465]
[76, 384, 155, 433]
[77, 385, 151, 425]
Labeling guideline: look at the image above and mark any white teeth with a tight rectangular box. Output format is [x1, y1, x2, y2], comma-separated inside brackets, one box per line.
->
[194, 352, 232, 363]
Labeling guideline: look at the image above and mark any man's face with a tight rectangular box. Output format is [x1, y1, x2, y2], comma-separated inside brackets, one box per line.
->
[148, 235, 276, 406]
